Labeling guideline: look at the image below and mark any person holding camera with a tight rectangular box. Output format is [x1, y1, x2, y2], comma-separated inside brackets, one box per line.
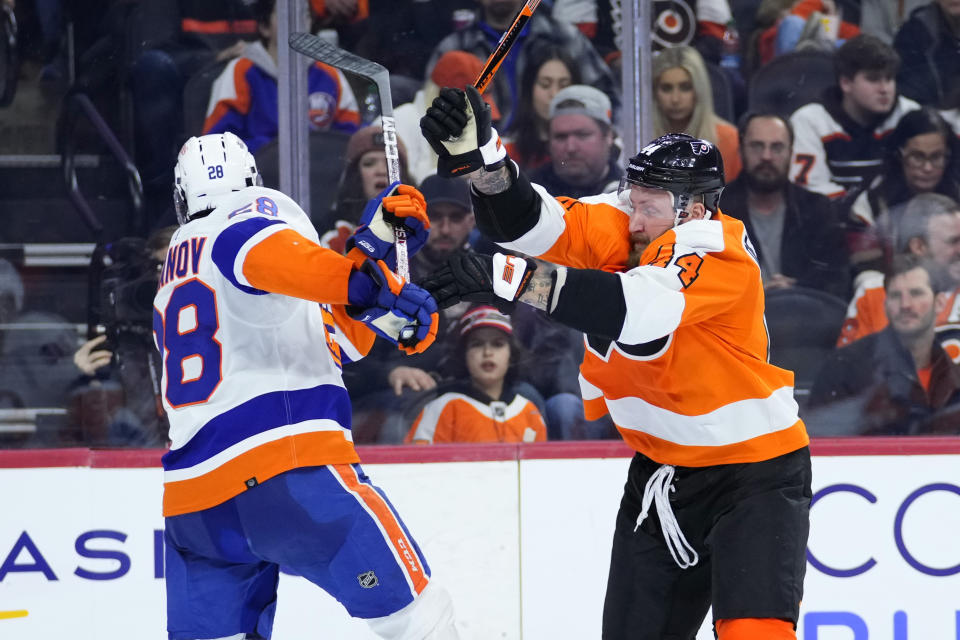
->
[68, 227, 176, 447]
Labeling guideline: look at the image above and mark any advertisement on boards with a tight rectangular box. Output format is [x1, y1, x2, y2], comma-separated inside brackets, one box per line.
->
[0, 449, 958, 639]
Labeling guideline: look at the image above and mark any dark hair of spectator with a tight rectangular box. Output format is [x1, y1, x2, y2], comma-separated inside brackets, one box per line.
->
[736, 111, 794, 147]
[507, 44, 582, 164]
[834, 34, 900, 80]
[878, 107, 960, 205]
[254, 0, 275, 46]
[442, 315, 528, 389]
[883, 254, 948, 295]
[895, 193, 960, 253]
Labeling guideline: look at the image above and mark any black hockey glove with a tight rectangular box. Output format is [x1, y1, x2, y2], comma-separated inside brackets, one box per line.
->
[420, 86, 507, 178]
[420, 250, 536, 313]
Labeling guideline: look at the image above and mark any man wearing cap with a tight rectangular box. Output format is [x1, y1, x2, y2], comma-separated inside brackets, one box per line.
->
[529, 85, 622, 200]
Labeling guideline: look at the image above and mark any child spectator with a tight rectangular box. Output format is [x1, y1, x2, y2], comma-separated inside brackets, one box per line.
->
[202, 0, 360, 154]
[652, 45, 742, 180]
[405, 305, 547, 444]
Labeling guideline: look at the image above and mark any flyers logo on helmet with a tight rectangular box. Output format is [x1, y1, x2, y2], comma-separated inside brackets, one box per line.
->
[690, 141, 712, 155]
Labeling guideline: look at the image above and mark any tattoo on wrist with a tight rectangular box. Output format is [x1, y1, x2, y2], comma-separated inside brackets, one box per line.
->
[471, 165, 513, 195]
[518, 260, 559, 311]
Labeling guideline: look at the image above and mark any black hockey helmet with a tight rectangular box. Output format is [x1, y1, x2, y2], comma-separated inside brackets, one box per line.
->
[619, 133, 725, 216]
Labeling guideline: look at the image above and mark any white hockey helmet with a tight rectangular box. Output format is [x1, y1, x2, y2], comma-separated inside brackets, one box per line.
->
[173, 132, 262, 224]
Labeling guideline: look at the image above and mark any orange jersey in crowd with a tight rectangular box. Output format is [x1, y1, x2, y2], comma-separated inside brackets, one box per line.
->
[837, 271, 960, 360]
[497, 190, 808, 467]
[405, 384, 547, 444]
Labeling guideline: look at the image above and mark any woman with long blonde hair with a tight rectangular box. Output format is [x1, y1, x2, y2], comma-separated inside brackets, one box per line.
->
[651, 46, 742, 180]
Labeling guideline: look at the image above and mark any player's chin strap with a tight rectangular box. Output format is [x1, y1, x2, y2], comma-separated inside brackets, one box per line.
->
[634, 464, 699, 569]
[672, 192, 692, 228]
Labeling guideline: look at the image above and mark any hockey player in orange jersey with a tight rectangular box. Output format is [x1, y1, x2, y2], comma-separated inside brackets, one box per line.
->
[420, 86, 812, 640]
[155, 132, 459, 639]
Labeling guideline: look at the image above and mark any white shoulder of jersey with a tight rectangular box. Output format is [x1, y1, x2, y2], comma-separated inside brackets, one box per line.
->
[206, 186, 319, 242]
[577, 190, 628, 211]
[672, 218, 726, 254]
[790, 102, 837, 134]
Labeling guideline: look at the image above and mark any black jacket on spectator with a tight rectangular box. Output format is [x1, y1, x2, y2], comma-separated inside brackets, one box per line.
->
[807, 326, 960, 435]
[529, 159, 623, 201]
[894, 3, 960, 108]
[719, 177, 851, 297]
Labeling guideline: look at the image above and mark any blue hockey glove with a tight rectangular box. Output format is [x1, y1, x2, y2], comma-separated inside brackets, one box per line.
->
[347, 259, 439, 355]
[345, 182, 430, 270]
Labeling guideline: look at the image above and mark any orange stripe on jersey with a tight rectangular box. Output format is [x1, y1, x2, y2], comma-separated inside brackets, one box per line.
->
[243, 228, 354, 303]
[331, 464, 428, 594]
[329, 303, 376, 359]
[163, 430, 359, 516]
[203, 58, 255, 133]
[181, 18, 257, 34]
[620, 420, 809, 467]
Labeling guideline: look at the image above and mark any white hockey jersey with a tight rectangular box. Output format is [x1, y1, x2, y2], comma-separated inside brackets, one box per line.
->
[154, 186, 375, 516]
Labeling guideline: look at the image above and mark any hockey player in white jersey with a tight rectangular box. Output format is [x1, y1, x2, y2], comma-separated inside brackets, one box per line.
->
[154, 132, 458, 639]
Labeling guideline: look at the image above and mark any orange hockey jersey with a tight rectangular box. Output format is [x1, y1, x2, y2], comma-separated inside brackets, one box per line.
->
[405, 383, 547, 444]
[496, 190, 808, 467]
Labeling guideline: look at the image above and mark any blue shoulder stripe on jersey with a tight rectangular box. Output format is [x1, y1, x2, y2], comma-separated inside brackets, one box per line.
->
[211, 216, 286, 295]
[161, 383, 352, 471]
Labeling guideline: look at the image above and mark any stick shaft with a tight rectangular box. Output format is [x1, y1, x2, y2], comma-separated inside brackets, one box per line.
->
[474, 0, 543, 93]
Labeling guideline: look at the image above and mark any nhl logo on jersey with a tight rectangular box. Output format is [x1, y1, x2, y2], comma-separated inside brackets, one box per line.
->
[358, 570, 379, 588]
[689, 141, 712, 155]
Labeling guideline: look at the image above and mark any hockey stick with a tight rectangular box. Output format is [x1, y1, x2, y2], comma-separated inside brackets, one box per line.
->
[474, 0, 543, 93]
[288, 32, 410, 282]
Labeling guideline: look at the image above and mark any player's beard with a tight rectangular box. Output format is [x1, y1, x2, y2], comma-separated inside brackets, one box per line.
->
[626, 232, 652, 269]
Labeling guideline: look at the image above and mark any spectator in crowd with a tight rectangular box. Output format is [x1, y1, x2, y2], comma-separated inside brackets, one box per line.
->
[789, 35, 919, 207]
[426, 0, 619, 130]
[66, 228, 176, 447]
[771, 0, 860, 58]
[130, 0, 260, 190]
[408, 175, 477, 282]
[503, 43, 581, 173]
[202, 0, 361, 154]
[651, 45, 742, 181]
[850, 107, 960, 269]
[392, 50, 499, 185]
[894, 0, 960, 108]
[319, 124, 411, 253]
[529, 85, 622, 199]
[809, 254, 960, 435]
[719, 112, 850, 296]
[837, 193, 960, 346]
[404, 305, 547, 444]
